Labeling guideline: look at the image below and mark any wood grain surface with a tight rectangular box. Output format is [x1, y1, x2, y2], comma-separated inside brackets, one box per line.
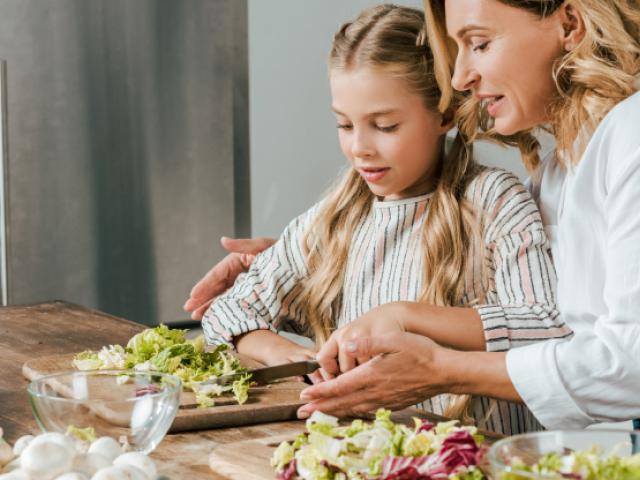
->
[23, 353, 308, 432]
[0, 301, 309, 479]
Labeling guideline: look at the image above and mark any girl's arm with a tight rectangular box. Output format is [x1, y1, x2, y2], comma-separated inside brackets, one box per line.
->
[201, 206, 318, 360]
[235, 329, 315, 366]
[469, 169, 572, 352]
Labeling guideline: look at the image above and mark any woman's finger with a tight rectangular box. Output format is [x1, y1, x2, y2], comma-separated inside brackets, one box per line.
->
[190, 300, 214, 320]
[221, 236, 276, 255]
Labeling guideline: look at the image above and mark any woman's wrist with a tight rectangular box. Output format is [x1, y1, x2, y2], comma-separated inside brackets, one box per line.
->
[434, 347, 521, 402]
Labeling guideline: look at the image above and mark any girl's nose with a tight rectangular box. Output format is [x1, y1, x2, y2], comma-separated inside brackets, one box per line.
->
[351, 131, 375, 158]
[451, 53, 479, 92]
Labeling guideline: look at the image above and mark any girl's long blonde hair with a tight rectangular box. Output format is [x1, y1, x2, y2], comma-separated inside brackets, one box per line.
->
[424, 0, 640, 169]
[299, 4, 483, 420]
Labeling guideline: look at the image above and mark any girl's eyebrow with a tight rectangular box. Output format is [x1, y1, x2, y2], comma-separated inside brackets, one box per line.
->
[331, 106, 399, 117]
[454, 25, 490, 39]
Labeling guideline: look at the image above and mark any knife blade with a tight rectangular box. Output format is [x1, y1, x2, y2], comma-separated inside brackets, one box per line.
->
[202, 359, 320, 386]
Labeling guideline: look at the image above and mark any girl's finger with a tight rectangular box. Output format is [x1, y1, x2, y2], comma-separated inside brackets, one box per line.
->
[191, 300, 214, 320]
[307, 371, 324, 384]
[338, 341, 357, 373]
[318, 368, 335, 382]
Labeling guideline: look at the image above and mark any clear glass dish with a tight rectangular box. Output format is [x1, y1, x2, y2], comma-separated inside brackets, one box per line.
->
[28, 370, 181, 454]
[488, 430, 640, 479]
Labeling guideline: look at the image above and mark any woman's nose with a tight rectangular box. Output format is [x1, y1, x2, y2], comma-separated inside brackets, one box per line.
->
[451, 53, 479, 92]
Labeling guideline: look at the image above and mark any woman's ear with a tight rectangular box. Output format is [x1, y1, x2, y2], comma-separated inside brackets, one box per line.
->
[558, 3, 586, 51]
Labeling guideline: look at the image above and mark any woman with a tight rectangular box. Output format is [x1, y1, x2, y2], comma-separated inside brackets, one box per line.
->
[185, 0, 640, 430]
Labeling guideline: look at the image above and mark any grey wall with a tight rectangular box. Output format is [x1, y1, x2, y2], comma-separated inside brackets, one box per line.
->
[0, 0, 249, 325]
[248, 0, 547, 238]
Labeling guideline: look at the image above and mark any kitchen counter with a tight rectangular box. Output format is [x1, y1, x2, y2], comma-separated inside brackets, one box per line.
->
[0, 301, 305, 479]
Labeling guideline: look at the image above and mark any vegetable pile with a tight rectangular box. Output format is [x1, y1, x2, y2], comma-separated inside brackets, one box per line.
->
[271, 409, 487, 480]
[73, 325, 252, 408]
[502, 445, 640, 479]
[0, 428, 158, 479]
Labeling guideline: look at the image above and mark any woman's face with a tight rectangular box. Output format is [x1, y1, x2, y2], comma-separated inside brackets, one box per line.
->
[445, 0, 566, 135]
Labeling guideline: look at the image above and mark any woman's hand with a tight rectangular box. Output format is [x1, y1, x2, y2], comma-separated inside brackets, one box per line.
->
[316, 303, 408, 376]
[297, 332, 518, 418]
[299, 331, 448, 418]
[183, 236, 276, 319]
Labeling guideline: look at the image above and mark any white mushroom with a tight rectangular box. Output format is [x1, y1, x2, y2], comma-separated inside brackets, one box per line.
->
[55, 473, 90, 480]
[113, 453, 156, 480]
[20, 441, 74, 479]
[87, 438, 122, 463]
[29, 433, 76, 454]
[90, 465, 145, 480]
[0, 468, 32, 479]
[12, 437, 34, 457]
[71, 454, 111, 476]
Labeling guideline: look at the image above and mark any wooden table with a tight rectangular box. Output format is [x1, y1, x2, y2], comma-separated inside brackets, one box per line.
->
[0, 301, 306, 479]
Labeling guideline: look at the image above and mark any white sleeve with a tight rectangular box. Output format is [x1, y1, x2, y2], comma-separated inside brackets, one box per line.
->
[507, 143, 640, 428]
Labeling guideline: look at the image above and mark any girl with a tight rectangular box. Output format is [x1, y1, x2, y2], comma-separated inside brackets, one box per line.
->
[298, 0, 640, 431]
[202, 4, 571, 435]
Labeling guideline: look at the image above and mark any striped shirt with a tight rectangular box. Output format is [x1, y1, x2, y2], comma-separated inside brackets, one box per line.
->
[202, 168, 573, 435]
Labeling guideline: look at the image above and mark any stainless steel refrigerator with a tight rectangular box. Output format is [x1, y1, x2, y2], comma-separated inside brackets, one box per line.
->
[0, 0, 250, 325]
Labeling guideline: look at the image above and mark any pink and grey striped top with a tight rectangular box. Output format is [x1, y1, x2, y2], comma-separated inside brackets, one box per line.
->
[202, 167, 572, 435]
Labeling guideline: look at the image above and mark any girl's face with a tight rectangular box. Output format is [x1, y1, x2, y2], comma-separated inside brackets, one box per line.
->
[445, 0, 566, 135]
[330, 67, 449, 201]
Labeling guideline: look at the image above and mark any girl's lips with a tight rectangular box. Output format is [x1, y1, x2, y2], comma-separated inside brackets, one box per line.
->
[359, 167, 390, 183]
[486, 96, 505, 117]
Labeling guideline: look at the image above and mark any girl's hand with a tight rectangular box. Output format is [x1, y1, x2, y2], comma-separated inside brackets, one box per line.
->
[316, 303, 407, 376]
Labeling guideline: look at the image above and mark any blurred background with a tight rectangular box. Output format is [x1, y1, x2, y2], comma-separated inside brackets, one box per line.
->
[0, 0, 548, 327]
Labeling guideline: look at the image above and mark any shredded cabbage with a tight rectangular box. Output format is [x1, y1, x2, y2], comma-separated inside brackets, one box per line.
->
[73, 325, 252, 407]
[272, 409, 487, 479]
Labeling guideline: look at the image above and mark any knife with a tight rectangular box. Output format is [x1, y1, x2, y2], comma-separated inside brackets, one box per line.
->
[202, 359, 320, 386]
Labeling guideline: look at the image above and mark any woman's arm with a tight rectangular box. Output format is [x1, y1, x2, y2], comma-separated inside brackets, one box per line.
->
[183, 236, 276, 320]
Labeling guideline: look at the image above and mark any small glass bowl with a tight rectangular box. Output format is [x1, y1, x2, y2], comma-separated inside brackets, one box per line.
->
[28, 370, 181, 454]
[488, 430, 640, 478]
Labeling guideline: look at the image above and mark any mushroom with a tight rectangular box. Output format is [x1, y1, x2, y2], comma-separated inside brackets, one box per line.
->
[20, 440, 74, 479]
[12, 437, 34, 457]
[86, 438, 121, 463]
[113, 453, 156, 480]
[71, 453, 111, 476]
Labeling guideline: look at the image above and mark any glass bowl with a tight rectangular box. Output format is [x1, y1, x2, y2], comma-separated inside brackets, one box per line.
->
[28, 370, 181, 454]
[488, 430, 640, 478]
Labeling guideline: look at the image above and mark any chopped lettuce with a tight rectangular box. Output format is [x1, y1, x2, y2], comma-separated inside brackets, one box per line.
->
[73, 325, 252, 407]
[66, 425, 97, 443]
[271, 409, 487, 479]
[502, 445, 640, 480]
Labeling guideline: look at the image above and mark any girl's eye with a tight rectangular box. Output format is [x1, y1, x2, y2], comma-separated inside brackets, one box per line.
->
[472, 41, 489, 52]
[377, 124, 398, 133]
[337, 123, 353, 131]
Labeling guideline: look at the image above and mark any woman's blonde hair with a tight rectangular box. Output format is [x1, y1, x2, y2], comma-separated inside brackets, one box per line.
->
[424, 0, 640, 169]
[299, 4, 482, 420]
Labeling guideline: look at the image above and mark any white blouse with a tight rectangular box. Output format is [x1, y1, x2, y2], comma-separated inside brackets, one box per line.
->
[507, 91, 640, 428]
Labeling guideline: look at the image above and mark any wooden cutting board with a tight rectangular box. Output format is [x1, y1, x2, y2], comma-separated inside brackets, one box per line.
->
[23, 353, 307, 433]
[209, 409, 504, 480]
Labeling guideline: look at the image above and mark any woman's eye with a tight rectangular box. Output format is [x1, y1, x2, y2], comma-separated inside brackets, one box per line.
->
[472, 41, 489, 52]
[377, 124, 399, 133]
[336, 123, 353, 130]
